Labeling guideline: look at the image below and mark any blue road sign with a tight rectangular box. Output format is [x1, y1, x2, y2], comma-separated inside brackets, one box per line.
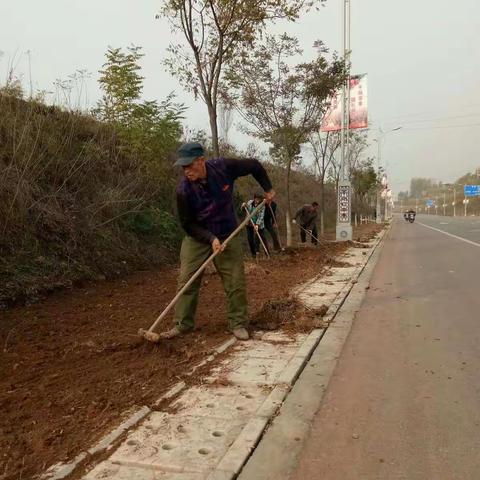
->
[464, 185, 480, 197]
[426, 199, 434, 207]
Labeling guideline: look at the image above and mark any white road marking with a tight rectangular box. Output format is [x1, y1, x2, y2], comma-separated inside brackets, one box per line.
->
[417, 222, 480, 248]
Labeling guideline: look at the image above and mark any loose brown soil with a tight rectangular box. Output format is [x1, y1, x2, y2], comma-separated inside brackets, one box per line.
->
[250, 297, 329, 332]
[0, 224, 382, 480]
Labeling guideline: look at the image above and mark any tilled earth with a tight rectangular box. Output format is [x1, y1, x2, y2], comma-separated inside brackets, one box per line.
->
[0, 224, 382, 480]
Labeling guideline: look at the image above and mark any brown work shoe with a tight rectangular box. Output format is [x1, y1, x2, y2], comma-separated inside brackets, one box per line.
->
[232, 327, 249, 341]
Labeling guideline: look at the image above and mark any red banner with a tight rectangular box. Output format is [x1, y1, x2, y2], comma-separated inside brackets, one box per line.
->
[321, 74, 368, 132]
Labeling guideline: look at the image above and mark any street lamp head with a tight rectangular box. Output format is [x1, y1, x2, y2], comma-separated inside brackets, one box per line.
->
[378, 126, 402, 137]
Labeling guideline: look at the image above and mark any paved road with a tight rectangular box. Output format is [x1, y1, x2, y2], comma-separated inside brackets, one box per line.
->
[291, 218, 480, 480]
[414, 213, 480, 244]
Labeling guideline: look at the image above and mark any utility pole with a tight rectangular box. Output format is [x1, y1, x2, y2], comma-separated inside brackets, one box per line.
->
[453, 186, 457, 217]
[385, 189, 388, 220]
[385, 188, 392, 220]
[26, 50, 33, 99]
[445, 183, 457, 217]
[336, 0, 353, 242]
[375, 138, 382, 224]
[443, 191, 446, 216]
[374, 127, 401, 223]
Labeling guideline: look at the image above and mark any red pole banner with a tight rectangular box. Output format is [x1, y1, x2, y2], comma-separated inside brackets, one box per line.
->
[321, 74, 368, 132]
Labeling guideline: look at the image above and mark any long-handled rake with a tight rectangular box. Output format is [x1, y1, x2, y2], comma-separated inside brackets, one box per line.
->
[138, 200, 267, 343]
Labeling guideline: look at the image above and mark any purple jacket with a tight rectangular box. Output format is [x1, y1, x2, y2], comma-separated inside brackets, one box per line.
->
[177, 158, 272, 243]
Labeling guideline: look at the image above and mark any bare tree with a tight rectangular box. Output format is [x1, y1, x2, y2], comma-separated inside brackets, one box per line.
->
[219, 101, 233, 144]
[227, 34, 345, 245]
[308, 130, 341, 234]
[347, 130, 368, 172]
[160, 0, 318, 157]
[327, 130, 367, 187]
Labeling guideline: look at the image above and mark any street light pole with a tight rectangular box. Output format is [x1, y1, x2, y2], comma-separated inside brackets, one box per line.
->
[385, 185, 389, 220]
[374, 126, 401, 223]
[336, 0, 353, 241]
[454, 187, 456, 217]
[374, 138, 382, 224]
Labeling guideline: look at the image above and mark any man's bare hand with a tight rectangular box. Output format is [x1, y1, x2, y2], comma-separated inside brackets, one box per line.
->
[254, 225, 259, 231]
[264, 189, 276, 204]
[211, 237, 224, 253]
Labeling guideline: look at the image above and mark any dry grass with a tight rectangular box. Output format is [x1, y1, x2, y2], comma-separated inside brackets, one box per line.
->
[0, 94, 179, 306]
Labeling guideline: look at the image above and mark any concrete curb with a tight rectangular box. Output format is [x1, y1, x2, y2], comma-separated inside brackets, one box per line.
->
[210, 416, 270, 479]
[237, 228, 388, 480]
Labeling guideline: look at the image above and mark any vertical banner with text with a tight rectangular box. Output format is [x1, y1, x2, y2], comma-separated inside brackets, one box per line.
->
[321, 74, 368, 132]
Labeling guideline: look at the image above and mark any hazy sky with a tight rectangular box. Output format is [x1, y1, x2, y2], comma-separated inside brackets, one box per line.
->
[1, 0, 479, 194]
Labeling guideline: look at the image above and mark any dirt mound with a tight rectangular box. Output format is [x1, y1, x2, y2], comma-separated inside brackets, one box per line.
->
[244, 262, 270, 275]
[325, 256, 354, 268]
[354, 223, 383, 243]
[251, 297, 329, 332]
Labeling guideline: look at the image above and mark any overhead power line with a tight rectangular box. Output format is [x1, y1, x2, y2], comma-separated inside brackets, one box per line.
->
[403, 122, 480, 131]
[378, 107, 480, 125]
[399, 112, 480, 125]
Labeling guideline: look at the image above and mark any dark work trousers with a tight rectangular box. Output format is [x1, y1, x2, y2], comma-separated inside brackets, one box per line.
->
[265, 222, 281, 251]
[300, 223, 318, 245]
[246, 226, 270, 258]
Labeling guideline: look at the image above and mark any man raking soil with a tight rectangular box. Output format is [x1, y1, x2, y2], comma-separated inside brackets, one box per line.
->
[144, 142, 275, 342]
[293, 202, 320, 246]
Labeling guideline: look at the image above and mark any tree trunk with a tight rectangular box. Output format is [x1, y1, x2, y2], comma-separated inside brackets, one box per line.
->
[285, 159, 293, 247]
[320, 175, 325, 235]
[285, 209, 292, 248]
[207, 102, 220, 157]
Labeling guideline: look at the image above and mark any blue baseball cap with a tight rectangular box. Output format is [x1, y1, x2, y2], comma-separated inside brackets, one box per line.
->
[174, 142, 205, 166]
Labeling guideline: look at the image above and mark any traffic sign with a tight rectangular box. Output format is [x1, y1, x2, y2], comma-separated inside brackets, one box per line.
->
[464, 185, 480, 197]
[426, 199, 434, 207]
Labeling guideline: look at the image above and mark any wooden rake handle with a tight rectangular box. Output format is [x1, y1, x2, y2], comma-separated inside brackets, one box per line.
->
[296, 222, 325, 245]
